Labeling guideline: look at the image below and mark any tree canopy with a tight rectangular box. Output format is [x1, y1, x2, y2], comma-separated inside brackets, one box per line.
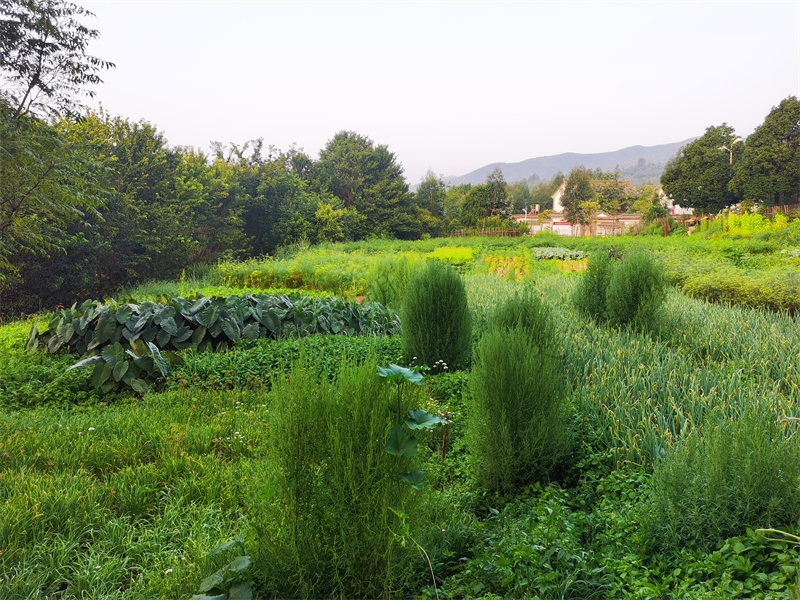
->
[732, 96, 800, 206]
[660, 124, 741, 214]
[0, 0, 114, 119]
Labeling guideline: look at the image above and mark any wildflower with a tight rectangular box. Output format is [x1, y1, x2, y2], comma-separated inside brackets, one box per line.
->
[88, 427, 95, 432]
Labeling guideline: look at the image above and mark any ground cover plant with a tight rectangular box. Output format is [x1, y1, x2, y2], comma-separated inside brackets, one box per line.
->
[3, 230, 800, 599]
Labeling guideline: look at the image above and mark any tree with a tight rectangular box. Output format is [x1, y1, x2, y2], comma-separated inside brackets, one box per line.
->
[732, 96, 800, 206]
[0, 99, 106, 275]
[460, 184, 492, 227]
[315, 131, 419, 239]
[485, 167, 512, 219]
[415, 169, 446, 217]
[561, 167, 595, 224]
[0, 0, 114, 119]
[661, 124, 742, 214]
[508, 180, 532, 213]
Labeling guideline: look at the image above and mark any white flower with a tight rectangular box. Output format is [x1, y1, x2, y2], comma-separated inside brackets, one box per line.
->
[165, 568, 173, 574]
[88, 427, 95, 432]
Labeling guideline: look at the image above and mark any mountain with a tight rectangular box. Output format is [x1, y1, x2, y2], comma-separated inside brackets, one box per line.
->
[441, 139, 695, 188]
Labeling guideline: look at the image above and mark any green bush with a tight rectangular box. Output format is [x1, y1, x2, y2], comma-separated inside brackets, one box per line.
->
[468, 293, 568, 494]
[642, 411, 800, 554]
[605, 251, 667, 328]
[253, 355, 426, 598]
[401, 261, 472, 371]
[572, 250, 614, 322]
[574, 250, 667, 329]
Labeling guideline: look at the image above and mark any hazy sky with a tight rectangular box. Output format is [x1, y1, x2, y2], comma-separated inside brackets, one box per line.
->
[80, 1, 799, 183]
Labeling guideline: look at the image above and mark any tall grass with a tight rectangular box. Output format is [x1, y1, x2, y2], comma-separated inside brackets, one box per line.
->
[642, 411, 800, 554]
[252, 355, 427, 598]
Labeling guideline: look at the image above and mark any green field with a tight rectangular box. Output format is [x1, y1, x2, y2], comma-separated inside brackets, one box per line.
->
[2, 227, 800, 599]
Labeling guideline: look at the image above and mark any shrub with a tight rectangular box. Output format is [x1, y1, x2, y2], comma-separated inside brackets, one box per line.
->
[572, 250, 614, 322]
[642, 411, 800, 554]
[401, 261, 472, 371]
[605, 251, 667, 328]
[253, 355, 427, 598]
[575, 250, 667, 329]
[468, 293, 568, 494]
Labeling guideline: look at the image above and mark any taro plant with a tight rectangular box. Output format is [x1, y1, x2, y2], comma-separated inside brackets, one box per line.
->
[28, 294, 401, 394]
[190, 537, 253, 600]
[378, 363, 447, 489]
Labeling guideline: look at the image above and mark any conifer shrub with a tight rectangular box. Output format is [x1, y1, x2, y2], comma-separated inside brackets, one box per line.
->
[572, 250, 614, 322]
[605, 251, 667, 328]
[574, 250, 667, 329]
[468, 293, 568, 494]
[642, 411, 800, 555]
[401, 261, 472, 371]
[253, 355, 427, 598]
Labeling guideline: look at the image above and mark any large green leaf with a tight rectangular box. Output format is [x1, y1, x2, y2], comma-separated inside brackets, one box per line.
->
[101, 342, 126, 367]
[228, 582, 253, 600]
[386, 424, 417, 458]
[91, 361, 113, 389]
[405, 409, 447, 430]
[187, 325, 204, 345]
[94, 313, 117, 346]
[241, 322, 260, 340]
[160, 316, 178, 336]
[199, 305, 220, 328]
[112, 359, 129, 382]
[220, 317, 241, 343]
[401, 470, 426, 490]
[130, 378, 149, 394]
[147, 342, 169, 377]
[25, 325, 39, 352]
[115, 305, 134, 324]
[226, 555, 252, 574]
[56, 320, 75, 344]
[156, 327, 172, 348]
[377, 364, 424, 386]
[172, 325, 193, 344]
[197, 569, 224, 593]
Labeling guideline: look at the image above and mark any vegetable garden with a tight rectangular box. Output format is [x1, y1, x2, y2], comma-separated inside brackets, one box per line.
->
[2, 222, 800, 599]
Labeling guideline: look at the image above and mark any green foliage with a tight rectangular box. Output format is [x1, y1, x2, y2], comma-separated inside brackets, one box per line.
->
[561, 166, 595, 225]
[401, 261, 472, 372]
[574, 250, 666, 329]
[32, 294, 400, 394]
[253, 356, 427, 598]
[572, 250, 615, 322]
[733, 96, 800, 206]
[367, 253, 425, 308]
[191, 538, 253, 600]
[468, 293, 568, 494]
[605, 251, 668, 328]
[661, 123, 742, 214]
[643, 411, 800, 554]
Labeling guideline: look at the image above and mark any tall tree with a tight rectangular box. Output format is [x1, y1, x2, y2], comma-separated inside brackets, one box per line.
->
[732, 96, 800, 206]
[561, 167, 594, 224]
[0, 0, 114, 119]
[661, 124, 742, 214]
[315, 131, 419, 239]
[485, 167, 512, 219]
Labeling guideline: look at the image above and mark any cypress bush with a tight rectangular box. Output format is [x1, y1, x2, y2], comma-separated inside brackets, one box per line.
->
[401, 260, 472, 371]
[468, 293, 568, 494]
[572, 250, 614, 322]
[642, 411, 800, 554]
[574, 250, 667, 329]
[605, 251, 667, 328]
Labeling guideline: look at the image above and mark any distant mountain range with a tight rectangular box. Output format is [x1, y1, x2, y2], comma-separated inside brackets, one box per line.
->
[440, 139, 695, 188]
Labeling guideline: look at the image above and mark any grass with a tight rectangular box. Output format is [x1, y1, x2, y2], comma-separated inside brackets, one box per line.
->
[4, 229, 800, 598]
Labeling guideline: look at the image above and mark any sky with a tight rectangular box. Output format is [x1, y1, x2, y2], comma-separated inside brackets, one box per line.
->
[79, 0, 800, 183]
